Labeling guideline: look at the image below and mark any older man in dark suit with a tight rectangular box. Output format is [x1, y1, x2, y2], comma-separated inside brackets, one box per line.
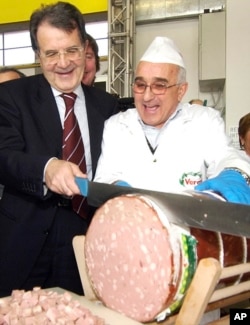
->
[0, 2, 118, 297]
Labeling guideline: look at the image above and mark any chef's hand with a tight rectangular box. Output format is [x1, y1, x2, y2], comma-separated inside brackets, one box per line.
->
[195, 169, 250, 205]
[114, 180, 131, 187]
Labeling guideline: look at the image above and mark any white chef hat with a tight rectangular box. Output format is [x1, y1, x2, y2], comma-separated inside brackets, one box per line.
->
[139, 36, 185, 68]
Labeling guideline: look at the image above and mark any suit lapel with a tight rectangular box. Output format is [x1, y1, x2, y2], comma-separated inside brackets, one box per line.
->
[82, 85, 104, 176]
[34, 75, 63, 157]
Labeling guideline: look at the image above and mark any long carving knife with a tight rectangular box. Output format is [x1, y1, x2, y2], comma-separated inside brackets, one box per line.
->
[75, 177, 250, 238]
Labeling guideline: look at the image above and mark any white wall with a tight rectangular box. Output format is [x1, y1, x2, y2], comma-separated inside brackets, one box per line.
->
[226, 0, 250, 137]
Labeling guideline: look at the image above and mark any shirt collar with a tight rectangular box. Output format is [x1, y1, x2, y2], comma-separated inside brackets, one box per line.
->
[51, 84, 83, 99]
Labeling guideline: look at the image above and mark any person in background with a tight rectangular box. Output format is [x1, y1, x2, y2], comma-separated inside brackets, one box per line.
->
[0, 67, 26, 83]
[82, 33, 100, 86]
[238, 112, 250, 157]
[82, 34, 131, 112]
[94, 36, 250, 204]
[0, 1, 118, 298]
[189, 98, 203, 105]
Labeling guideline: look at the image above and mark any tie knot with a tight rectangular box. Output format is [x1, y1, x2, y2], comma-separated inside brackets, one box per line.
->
[60, 92, 77, 110]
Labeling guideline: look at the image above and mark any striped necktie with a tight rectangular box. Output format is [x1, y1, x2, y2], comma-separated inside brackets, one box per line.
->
[61, 92, 88, 218]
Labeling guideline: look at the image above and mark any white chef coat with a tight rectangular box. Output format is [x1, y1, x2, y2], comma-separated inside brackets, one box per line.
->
[94, 103, 250, 194]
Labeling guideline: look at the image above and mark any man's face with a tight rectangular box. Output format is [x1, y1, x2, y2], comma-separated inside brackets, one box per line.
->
[82, 45, 97, 86]
[133, 61, 187, 128]
[37, 22, 85, 93]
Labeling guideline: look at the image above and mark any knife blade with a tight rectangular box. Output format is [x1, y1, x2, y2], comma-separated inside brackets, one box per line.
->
[75, 177, 250, 238]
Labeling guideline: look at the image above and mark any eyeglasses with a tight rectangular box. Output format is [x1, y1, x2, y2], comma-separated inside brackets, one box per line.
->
[132, 81, 180, 95]
[39, 46, 84, 64]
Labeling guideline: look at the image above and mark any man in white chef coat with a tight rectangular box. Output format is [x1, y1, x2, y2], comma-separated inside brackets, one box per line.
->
[93, 36, 250, 204]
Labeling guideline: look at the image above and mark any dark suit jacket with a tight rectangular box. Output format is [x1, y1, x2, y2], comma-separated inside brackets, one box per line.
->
[0, 74, 118, 293]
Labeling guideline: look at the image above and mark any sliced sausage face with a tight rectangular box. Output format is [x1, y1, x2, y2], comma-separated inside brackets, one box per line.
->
[85, 195, 186, 322]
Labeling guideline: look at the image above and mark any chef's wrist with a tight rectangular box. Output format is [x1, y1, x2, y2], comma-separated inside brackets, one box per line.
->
[224, 167, 250, 186]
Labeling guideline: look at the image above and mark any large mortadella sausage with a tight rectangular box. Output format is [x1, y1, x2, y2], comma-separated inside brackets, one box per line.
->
[85, 194, 250, 323]
[85, 195, 196, 322]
